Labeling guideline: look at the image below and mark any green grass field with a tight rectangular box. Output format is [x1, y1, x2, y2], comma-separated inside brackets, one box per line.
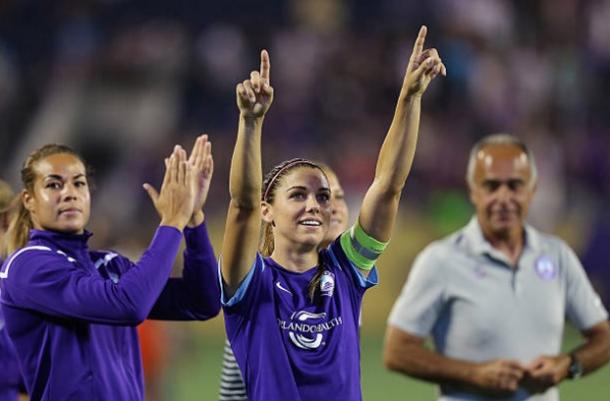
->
[161, 325, 610, 401]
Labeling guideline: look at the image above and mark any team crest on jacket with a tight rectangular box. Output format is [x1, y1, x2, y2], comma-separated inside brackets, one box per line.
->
[535, 255, 557, 281]
[320, 271, 335, 297]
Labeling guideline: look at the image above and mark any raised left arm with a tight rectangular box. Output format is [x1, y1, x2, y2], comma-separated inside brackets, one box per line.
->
[149, 135, 221, 320]
[354, 26, 445, 269]
[188, 134, 213, 227]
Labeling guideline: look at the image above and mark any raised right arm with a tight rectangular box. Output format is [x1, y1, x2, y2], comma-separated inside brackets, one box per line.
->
[1, 228, 182, 325]
[221, 50, 273, 296]
[148, 136, 221, 320]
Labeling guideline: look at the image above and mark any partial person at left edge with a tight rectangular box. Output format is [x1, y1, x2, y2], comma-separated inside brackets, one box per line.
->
[0, 179, 26, 401]
[0, 136, 221, 401]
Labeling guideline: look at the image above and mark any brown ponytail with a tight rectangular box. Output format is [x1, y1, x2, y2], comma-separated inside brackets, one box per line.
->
[2, 144, 86, 256]
[0, 180, 16, 258]
[3, 202, 32, 257]
[307, 259, 328, 303]
[260, 222, 275, 257]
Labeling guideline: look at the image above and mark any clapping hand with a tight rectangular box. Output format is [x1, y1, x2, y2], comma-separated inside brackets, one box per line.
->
[186, 134, 214, 227]
[144, 146, 196, 231]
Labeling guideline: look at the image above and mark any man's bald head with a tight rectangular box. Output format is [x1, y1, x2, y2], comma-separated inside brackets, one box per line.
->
[466, 134, 537, 189]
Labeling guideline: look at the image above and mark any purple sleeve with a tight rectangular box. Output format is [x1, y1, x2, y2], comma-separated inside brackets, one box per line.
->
[0, 326, 22, 392]
[148, 222, 221, 320]
[1, 226, 181, 325]
[221, 254, 263, 310]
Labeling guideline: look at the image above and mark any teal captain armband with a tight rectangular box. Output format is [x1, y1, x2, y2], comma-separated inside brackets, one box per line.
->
[339, 222, 389, 270]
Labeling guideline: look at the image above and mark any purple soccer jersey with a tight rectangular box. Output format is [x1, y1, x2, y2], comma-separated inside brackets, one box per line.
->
[0, 305, 21, 401]
[0, 223, 220, 401]
[222, 238, 378, 401]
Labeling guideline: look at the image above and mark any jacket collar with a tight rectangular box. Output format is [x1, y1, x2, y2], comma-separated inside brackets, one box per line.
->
[28, 229, 93, 254]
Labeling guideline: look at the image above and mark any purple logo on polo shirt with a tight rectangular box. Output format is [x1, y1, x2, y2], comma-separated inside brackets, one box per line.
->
[535, 256, 557, 281]
[474, 265, 486, 278]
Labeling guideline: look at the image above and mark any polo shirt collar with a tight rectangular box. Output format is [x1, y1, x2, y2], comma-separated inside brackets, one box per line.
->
[523, 224, 542, 252]
[463, 216, 542, 259]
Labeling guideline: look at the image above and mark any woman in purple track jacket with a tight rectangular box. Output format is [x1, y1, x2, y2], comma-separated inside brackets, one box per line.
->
[0, 179, 25, 401]
[0, 136, 220, 401]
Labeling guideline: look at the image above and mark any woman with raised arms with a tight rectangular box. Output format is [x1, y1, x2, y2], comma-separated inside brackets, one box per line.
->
[218, 163, 350, 401]
[220, 26, 445, 401]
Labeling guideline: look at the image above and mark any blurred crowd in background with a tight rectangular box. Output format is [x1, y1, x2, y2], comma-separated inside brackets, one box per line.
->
[1, 0, 609, 398]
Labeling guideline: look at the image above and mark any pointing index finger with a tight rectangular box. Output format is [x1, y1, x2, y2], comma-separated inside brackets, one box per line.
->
[260, 49, 271, 84]
[411, 25, 427, 58]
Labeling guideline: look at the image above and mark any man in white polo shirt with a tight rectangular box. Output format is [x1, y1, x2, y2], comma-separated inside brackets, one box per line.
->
[384, 134, 610, 401]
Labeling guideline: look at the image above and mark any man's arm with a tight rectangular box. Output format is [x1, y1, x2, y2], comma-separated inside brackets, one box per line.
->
[384, 326, 526, 392]
[525, 320, 610, 390]
[574, 320, 610, 375]
[524, 242, 610, 390]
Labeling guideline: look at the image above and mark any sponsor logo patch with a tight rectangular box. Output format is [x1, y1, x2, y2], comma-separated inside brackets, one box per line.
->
[278, 310, 343, 350]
